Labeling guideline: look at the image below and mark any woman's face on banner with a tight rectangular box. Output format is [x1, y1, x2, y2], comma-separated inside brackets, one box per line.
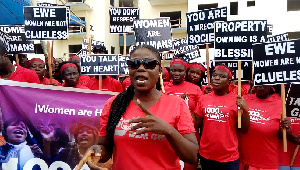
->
[76, 127, 95, 147]
[6, 121, 28, 145]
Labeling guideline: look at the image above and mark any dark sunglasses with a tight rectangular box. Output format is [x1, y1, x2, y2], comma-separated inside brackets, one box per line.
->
[127, 58, 160, 70]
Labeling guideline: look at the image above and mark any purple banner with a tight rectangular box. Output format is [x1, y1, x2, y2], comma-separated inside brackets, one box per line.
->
[0, 80, 115, 170]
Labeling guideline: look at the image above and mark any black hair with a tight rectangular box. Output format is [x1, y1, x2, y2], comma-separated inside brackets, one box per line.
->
[2, 117, 31, 143]
[106, 45, 160, 152]
[93, 45, 108, 54]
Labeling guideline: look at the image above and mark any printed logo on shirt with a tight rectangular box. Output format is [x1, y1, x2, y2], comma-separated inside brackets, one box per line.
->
[169, 93, 189, 106]
[204, 105, 229, 123]
[248, 108, 270, 124]
[290, 117, 300, 125]
[114, 117, 166, 141]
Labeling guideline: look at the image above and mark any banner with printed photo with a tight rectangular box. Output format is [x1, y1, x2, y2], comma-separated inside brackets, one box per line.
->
[0, 80, 116, 170]
[253, 39, 300, 85]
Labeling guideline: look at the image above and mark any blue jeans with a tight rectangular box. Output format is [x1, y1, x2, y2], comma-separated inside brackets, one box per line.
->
[200, 155, 239, 170]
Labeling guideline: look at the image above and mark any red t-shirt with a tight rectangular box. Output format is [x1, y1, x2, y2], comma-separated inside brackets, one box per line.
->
[164, 81, 202, 113]
[62, 82, 89, 89]
[8, 65, 40, 84]
[239, 94, 281, 169]
[40, 77, 61, 86]
[279, 117, 300, 167]
[122, 77, 131, 90]
[78, 75, 91, 85]
[195, 92, 239, 162]
[99, 93, 195, 170]
[85, 76, 123, 92]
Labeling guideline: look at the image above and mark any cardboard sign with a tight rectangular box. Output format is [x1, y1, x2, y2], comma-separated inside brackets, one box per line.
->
[109, 7, 139, 33]
[215, 61, 252, 80]
[133, 18, 172, 52]
[23, 6, 68, 40]
[186, 7, 227, 45]
[0, 25, 34, 54]
[214, 20, 267, 61]
[119, 55, 130, 75]
[286, 84, 300, 118]
[267, 33, 288, 42]
[253, 39, 300, 85]
[81, 54, 119, 75]
[173, 38, 201, 61]
[78, 38, 105, 57]
[0, 30, 11, 52]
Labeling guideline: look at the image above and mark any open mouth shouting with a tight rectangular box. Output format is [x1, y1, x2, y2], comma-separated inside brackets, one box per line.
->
[135, 75, 148, 86]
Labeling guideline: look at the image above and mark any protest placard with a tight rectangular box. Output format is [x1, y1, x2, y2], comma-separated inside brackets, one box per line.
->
[215, 61, 252, 80]
[253, 39, 300, 85]
[0, 30, 10, 52]
[214, 20, 267, 61]
[0, 25, 34, 54]
[23, 6, 68, 40]
[286, 84, 300, 118]
[133, 18, 172, 52]
[109, 7, 139, 33]
[78, 38, 105, 57]
[173, 38, 201, 61]
[186, 7, 227, 45]
[81, 54, 119, 75]
[0, 80, 115, 170]
[119, 55, 130, 75]
[267, 33, 288, 42]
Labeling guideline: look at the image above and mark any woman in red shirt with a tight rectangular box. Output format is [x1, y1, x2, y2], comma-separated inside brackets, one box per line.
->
[27, 58, 61, 86]
[58, 61, 89, 89]
[194, 65, 250, 170]
[240, 85, 291, 169]
[88, 45, 198, 170]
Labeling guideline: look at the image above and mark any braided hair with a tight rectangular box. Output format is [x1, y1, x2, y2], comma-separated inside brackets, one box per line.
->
[106, 45, 161, 151]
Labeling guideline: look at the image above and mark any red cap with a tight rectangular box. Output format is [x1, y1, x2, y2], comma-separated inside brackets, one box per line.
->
[163, 67, 169, 81]
[69, 55, 80, 61]
[188, 63, 205, 74]
[26, 58, 45, 68]
[214, 65, 233, 79]
[170, 58, 188, 70]
[60, 63, 78, 74]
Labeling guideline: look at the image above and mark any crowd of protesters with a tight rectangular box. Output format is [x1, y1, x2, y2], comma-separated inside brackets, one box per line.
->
[1, 42, 300, 170]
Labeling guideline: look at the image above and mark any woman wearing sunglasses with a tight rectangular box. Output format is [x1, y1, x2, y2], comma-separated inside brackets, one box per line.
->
[89, 45, 198, 170]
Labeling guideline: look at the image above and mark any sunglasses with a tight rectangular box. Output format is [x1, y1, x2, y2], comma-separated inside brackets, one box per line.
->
[127, 58, 160, 70]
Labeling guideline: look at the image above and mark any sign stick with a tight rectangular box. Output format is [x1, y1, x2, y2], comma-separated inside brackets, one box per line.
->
[281, 84, 287, 152]
[15, 54, 19, 65]
[47, 41, 53, 83]
[291, 145, 300, 166]
[205, 44, 210, 86]
[50, 41, 54, 84]
[160, 53, 167, 93]
[238, 61, 242, 128]
[123, 33, 127, 55]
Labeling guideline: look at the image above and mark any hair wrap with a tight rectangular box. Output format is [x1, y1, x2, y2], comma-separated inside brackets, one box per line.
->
[26, 58, 45, 67]
[188, 63, 205, 74]
[170, 58, 188, 69]
[214, 65, 233, 79]
[163, 67, 169, 81]
[69, 55, 80, 61]
[60, 63, 78, 74]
